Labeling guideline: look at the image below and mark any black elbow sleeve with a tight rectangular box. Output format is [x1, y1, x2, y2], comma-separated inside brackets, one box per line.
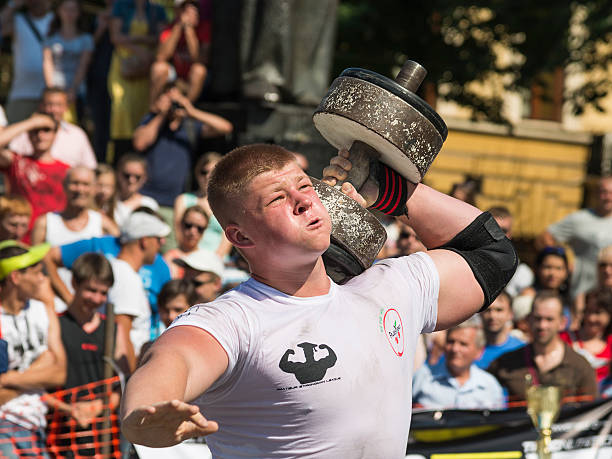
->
[438, 212, 518, 311]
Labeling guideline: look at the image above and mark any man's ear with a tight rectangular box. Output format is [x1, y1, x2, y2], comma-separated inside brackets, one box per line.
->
[225, 224, 254, 249]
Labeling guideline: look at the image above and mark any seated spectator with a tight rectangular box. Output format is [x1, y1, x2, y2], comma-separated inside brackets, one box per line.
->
[0, 195, 32, 243]
[43, 209, 172, 339]
[0, 112, 70, 241]
[134, 84, 232, 248]
[0, 241, 66, 457]
[163, 205, 208, 278]
[477, 291, 525, 369]
[488, 290, 598, 402]
[114, 154, 159, 227]
[9, 87, 96, 168]
[413, 316, 504, 410]
[174, 249, 224, 303]
[561, 288, 612, 382]
[488, 206, 534, 297]
[174, 152, 232, 258]
[149, 0, 209, 104]
[31, 166, 119, 246]
[94, 163, 118, 223]
[42, 0, 93, 123]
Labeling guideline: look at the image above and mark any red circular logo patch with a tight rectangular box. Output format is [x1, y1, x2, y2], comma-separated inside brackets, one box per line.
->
[383, 308, 404, 357]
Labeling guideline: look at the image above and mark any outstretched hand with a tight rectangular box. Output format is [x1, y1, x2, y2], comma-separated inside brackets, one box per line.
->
[122, 400, 218, 448]
[321, 149, 379, 208]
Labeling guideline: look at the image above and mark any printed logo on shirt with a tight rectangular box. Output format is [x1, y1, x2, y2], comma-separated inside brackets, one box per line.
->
[279, 342, 337, 384]
[383, 308, 404, 357]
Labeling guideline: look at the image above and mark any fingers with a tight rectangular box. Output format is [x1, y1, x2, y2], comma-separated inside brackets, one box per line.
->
[340, 183, 367, 207]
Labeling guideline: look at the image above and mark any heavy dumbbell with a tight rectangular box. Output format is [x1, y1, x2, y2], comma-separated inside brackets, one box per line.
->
[313, 60, 448, 283]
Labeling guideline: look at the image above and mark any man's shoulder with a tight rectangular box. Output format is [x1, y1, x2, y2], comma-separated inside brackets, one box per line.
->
[59, 121, 89, 138]
[562, 342, 597, 370]
[488, 345, 527, 372]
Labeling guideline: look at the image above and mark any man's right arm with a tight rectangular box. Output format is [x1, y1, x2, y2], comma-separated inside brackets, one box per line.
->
[120, 325, 228, 447]
[0, 0, 23, 38]
[43, 246, 73, 304]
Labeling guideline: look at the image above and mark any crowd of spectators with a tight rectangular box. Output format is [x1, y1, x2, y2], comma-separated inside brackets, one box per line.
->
[0, 0, 609, 455]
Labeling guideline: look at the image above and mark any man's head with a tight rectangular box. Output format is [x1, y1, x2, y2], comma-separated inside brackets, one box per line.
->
[70, 253, 114, 312]
[28, 112, 58, 155]
[488, 206, 513, 239]
[25, 0, 51, 16]
[0, 196, 32, 242]
[64, 167, 95, 210]
[0, 241, 50, 301]
[195, 152, 221, 194]
[444, 315, 485, 377]
[395, 223, 426, 256]
[157, 279, 196, 327]
[528, 290, 566, 346]
[176, 249, 224, 303]
[120, 209, 171, 265]
[598, 245, 612, 288]
[582, 287, 612, 338]
[480, 290, 513, 336]
[208, 144, 331, 265]
[597, 176, 612, 216]
[40, 87, 68, 122]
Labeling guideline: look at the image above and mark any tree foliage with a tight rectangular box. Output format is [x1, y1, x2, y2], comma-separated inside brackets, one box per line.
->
[334, 0, 612, 122]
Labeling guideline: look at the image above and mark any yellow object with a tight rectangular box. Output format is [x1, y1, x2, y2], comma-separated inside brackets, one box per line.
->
[0, 241, 50, 280]
[411, 424, 499, 442]
[430, 452, 522, 459]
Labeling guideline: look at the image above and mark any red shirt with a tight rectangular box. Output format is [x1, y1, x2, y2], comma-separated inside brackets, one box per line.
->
[2, 153, 69, 242]
[560, 330, 612, 382]
[159, 19, 211, 78]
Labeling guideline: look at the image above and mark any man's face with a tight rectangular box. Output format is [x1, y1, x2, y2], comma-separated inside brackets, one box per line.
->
[15, 262, 45, 300]
[65, 169, 94, 208]
[528, 298, 565, 346]
[117, 161, 146, 196]
[396, 224, 426, 255]
[142, 236, 164, 265]
[493, 216, 513, 239]
[235, 163, 331, 263]
[481, 295, 513, 334]
[444, 327, 482, 376]
[40, 92, 68, 122]
[190, 271, 221, 303]
[159, 293, 190, 328]
[598, 178, 612, 215]
[28, 124, 56, 153]
[0, 214, 30, 241]
[74, 278, 110, 311]
[598, 253, 612, 288]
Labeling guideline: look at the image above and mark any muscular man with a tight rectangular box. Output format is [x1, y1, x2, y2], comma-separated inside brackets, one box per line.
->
[121, 144, 517, 456]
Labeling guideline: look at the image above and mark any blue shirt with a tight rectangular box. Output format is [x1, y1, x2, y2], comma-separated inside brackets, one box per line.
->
[412, 362, 505, 410]
[60, 235, 171, 338]
[476, 335, 526, 370]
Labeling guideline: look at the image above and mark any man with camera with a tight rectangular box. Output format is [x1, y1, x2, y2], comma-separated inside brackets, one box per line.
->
[132, 84, 232, 247]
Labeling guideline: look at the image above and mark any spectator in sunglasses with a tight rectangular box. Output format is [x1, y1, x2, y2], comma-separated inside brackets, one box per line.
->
[114, 153, 159, 227]
[173, 248, 223, 303]
[0, 111, 69, 243]
[163, 205, 209, 278]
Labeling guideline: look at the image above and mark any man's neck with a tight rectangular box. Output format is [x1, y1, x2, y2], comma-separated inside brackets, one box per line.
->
[250, 256, 331, 298]
[117, 246, 144, 273]
[61, 205, 88, 220]
[533, 338, 564, 356]
[485, 327, 510, 346]
[448, 364, 471, 386]
[0, 290, 26, 315]
[32, 150, 54, 163]
[68, 303, 98, 329]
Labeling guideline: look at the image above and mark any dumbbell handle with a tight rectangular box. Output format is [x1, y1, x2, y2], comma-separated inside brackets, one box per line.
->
[334, 60, 427, 193]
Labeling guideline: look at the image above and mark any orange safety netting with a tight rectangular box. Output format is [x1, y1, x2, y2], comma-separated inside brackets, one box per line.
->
[0, 376, 122, 458]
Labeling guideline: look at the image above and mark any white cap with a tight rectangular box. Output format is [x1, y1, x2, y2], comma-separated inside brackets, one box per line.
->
[120, 211, 171, 243]
[174, 249, 224, 278]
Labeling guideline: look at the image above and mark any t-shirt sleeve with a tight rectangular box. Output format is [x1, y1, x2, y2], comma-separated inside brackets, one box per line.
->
[109, 264, 145, 317]
[167, 300, 248, 391]
[547, 211, 579, 243]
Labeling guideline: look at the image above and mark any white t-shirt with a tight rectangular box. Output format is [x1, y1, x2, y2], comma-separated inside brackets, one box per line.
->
[108, 258, 151, 356]
[114, 197, 159, 228]
[169, 253, 439, 458]
[0, 299, 50, 429]
[45, 209, 104, 246]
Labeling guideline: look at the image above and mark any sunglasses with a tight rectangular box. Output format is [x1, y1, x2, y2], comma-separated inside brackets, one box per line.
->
[32, 127, 54, 134]
[183, 222, 206, 233]
[192, 278, 216, 287]
[398, 231, 416, 240]
[122, 172, 143, 181]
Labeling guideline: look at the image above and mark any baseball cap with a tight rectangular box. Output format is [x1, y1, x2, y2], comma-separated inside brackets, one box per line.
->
[174, 249, 224, 278]
[120, 211, 171, 243]
[0, 240, 50, 281]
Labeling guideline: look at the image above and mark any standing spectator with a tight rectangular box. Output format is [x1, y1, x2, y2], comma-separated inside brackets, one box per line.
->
[163, 205, 208, 278]
[537, 175, 612, 298]
[149, 0, 209, 104]
[94, 163, 118, 223]
[87, 0, 115, 163]
[561, 288, 612, 382]
[114, 154, 159, 227]
[108, 0, 167, 160]
[9, 87, 97, 169]
[0, 0, 53, 123]
[0, 112, 70, 241]
[413, 316, 505, 410]
[42, 0, 93, 123]
[0, 196, 31, 243]
[0, 241, 66, 457]
[134, 85, 232, 248]
[477, 291, 525, 369]
[31, 166, 119, 246]
[488, 290, 598, 401]
[173, 152, 231, 257]
[174, 249, 223, 303]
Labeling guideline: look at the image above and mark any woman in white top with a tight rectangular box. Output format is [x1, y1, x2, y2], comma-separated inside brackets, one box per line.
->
[114, 154, 159, 227]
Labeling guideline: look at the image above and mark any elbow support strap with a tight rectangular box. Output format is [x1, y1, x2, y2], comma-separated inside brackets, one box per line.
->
[438, 212, 518, 311]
